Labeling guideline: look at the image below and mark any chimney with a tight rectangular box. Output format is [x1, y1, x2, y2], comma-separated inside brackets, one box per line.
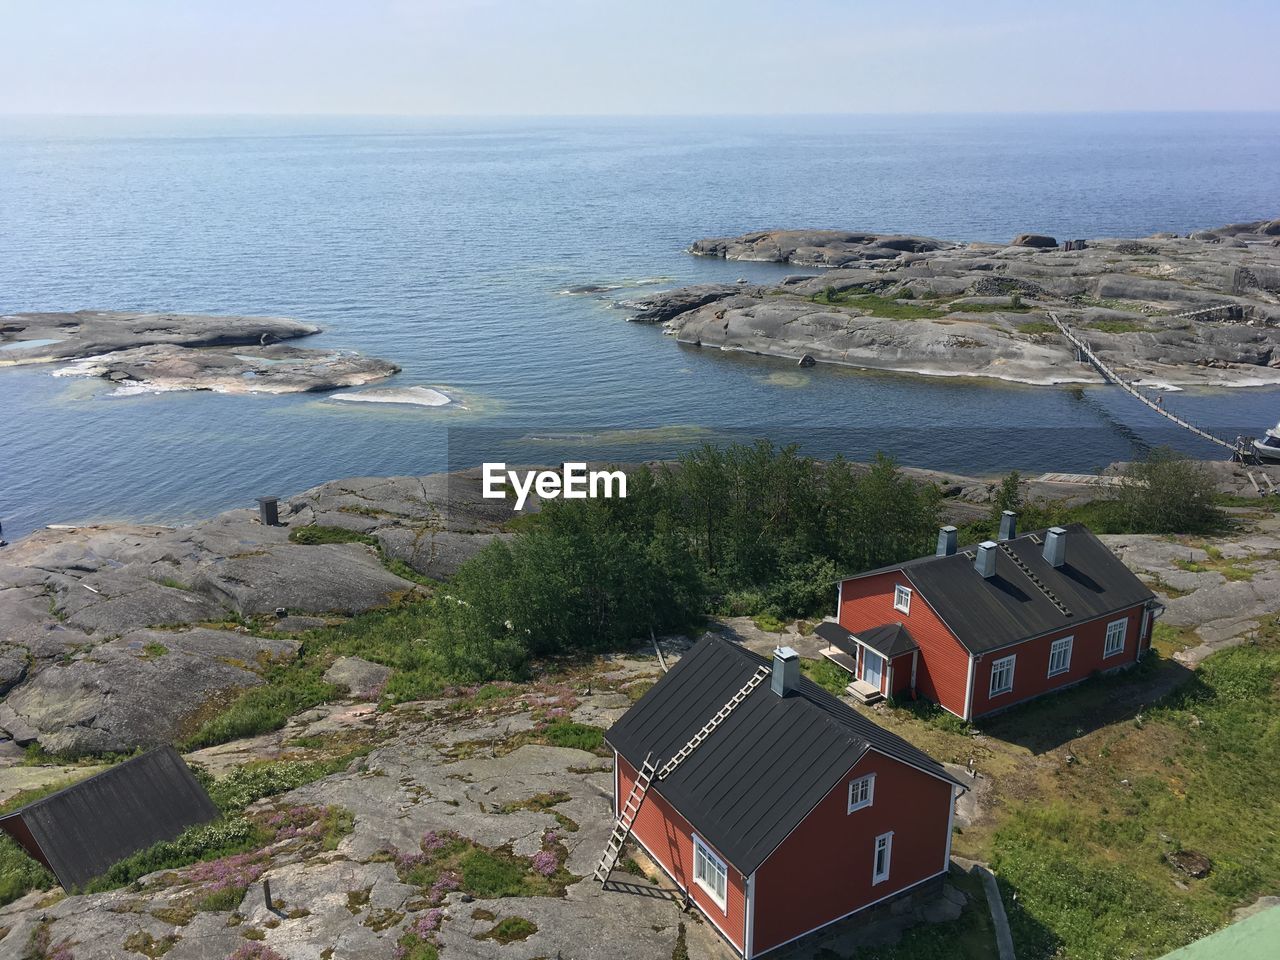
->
[998, 510, 1017, 542]
[1043, 526, 1067, 568]
[975, 541, 998, 578]
[936, 525, 958, 557]
[771, 646, 800, 697]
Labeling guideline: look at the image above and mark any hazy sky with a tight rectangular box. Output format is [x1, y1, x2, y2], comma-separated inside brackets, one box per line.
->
[3, 0, 1278, 115]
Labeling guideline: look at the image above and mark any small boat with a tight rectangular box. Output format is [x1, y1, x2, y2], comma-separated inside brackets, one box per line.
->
[1252, 422, 1280, 462]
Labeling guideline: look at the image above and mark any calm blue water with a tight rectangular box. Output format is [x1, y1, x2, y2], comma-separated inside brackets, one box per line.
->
[2, 113, 1280, 538]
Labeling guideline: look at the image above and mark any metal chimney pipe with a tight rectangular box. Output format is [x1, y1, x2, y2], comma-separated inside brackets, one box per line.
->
[998, 510, 1017, 542]
[771, 646, 800, 697]
[1043, 526, 1067, 568]
[936, 525, 958, 557]
[975, 541, 998, 578]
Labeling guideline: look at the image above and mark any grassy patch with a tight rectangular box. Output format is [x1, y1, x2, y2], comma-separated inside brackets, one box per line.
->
[1015, 320, 1058, 336]
[990, 635, 1280, 959]
[536, 721, 605, 754]
[394, 832, 574, 899]
[288, 525, 379, 548]
[182, 665, 338, 749]
[750, 611, 787, 633]
[844, 868, 993, 959]
[801, 658, 850, 696]
[477, 916, 538, 944]
[890, 696, 972, 735]
[1088, 319, 1154, 334]
[141, 641, 170, 659]
[947, 301, 1034, 315]
[1173, 545, 1259, 582]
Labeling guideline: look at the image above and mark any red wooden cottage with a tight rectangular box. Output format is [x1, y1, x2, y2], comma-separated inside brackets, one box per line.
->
[819, 515, 1162, 720]
[601, 636, 965, 958]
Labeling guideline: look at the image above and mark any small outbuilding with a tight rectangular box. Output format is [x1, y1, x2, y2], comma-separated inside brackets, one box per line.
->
[0, 746, 218, 890]
[601, 636, 964, 958]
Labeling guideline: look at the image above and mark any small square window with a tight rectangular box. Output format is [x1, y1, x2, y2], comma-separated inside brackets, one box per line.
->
[990, 654, 1015, 697]
[1048, 636, 1073, 677]
[847, 774, 875, 813]
[1104, 619, 1127, 658]
[893, 585, 912, 614]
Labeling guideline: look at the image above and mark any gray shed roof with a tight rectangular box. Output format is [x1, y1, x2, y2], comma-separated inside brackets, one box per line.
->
[605, 636, 961, 875]
[0, 746, 219, 890]
[841, 523, 1155, 655]
[817, 620, 918, 659]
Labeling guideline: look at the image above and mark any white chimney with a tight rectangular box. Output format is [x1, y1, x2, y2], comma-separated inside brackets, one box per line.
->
[1043, 526, 1067, 568]
[998, 510, 1017, 541]
[936, 525, 958, 557]
[975, 541, 998, 578]
[771, 647, 800, 697]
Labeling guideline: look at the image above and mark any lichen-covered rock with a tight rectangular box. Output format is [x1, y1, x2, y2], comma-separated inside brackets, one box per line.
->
[1011, 233, 1058, 248]
[324, 657, 392, 700]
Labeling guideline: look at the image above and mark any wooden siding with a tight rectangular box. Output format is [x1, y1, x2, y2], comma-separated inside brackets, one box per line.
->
[968, 603, 1147, 718]
[838, 571, 971, 716]
[617, 754, 747, 954]
[751, 749, 955, 955]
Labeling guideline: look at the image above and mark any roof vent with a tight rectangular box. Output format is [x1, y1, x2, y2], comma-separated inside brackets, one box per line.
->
[771, 646, 799, 697]
[975, 541, 998, 578]
[998, 510, 1017, 542]
[1043, 526, 1067, 568]
[936, 525, 958, 557]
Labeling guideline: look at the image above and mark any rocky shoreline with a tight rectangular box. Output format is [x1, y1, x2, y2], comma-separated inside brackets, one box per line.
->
[625, 219, 1280, 388]
[1, 310, 399, 395]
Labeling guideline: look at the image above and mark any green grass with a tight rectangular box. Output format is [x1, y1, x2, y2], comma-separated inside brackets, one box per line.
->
[801, 658, 850, 696]
[288, 525, 379, 547]
[141, 641, 170, 659]
[182, 665, 338, 749]
[990, 635, 1280, 960]
[947, 301, 1034, 315]
[751, 611, 787, 633]
[477, 916, 537, 943]
[1016, 320, 1058, 336]
[891, 696, 971, 734]
[395, 833, 572, 899]
[1088, 319, 1154, 334]
[811, 289, 943, 320]
[537, 721, 605, 753]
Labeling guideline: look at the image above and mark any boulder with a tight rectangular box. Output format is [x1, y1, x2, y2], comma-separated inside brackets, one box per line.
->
[1011, 234, 1058, 248]
[1165, 849, 1213, 878]
[324, 657, 392, 700]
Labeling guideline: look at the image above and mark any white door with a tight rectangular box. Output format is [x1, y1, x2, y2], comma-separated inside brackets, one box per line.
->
[862, 650, 884, 690]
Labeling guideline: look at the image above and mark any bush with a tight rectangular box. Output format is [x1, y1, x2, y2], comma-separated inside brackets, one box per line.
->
[538, 721, 604, 753]
[288, 525, 378, 547]
[1113, 448, 1224, 534]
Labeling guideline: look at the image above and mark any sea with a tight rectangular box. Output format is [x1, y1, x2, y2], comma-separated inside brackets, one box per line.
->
[2, 112, 1279, 538]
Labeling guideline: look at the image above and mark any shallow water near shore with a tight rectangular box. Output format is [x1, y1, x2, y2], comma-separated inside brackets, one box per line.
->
[3, 113, 1280, 537]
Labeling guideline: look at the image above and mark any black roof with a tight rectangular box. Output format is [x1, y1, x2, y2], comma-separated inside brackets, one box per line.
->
[0, 746, 218, 890]
[605, 636, 961, 875]
[842, 523, 1155, 655]
[817, 620, 918, 659]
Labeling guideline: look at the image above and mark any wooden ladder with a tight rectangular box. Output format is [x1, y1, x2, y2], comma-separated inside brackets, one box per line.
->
[593, 753, 656, 883]
[656, 665, 771, 780]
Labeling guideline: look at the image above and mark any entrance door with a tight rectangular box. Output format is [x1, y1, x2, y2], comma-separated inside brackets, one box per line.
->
[862, 650, 884, 690]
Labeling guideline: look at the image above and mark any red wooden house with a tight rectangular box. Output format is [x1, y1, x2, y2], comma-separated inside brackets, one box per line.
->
[602, 637, 965, 958]
[819, 515, 1162, 720]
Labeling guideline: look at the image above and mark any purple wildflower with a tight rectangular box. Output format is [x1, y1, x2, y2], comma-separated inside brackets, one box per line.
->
[531, 850, 558, 877]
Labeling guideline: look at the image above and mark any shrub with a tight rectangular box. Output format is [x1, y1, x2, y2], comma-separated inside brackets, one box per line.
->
[1113, 448, 1224, 534]
[538, 721, 604, 753]
[288, 525, 378, 547]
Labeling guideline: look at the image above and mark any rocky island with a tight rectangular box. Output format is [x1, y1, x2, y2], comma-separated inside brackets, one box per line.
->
[626, 219, 1280, 387]
[0, 310, 399, 394]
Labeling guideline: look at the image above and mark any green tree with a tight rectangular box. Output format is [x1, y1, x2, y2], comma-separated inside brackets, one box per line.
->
[1114, 447, 1223, 534]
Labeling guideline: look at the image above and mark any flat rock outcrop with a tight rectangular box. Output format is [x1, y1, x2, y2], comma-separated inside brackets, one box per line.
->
[0, 310, 400, 395]
[634, 219, 1280, 387]
[0, 468, 517, 754]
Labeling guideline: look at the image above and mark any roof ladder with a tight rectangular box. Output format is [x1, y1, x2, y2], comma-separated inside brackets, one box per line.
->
[593, 752, 656, 884]
[655, 665, 772, 781]
[998, 542, 1073, 617]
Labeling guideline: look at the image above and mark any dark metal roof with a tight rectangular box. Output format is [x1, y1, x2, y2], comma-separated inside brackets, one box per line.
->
[840, 523, 1155, 655]
[0, 746, 219, 890]
[815, 620, 917, 659]
[605, 636, 961, 875]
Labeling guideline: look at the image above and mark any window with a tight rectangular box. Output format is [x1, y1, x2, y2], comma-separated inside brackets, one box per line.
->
[692, 835, 728, 909]
[893, 584, 912, 614]
[989, 655, 1015, 697]
[1104, 619, 1127, 658]
[847, 774, 875, 813]
[1048, 636, 1073, 677]
[872, 832, 893, 885]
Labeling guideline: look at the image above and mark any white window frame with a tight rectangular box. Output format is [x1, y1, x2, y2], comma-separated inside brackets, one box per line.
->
[989, 654, 1016, 697]
[872, 831, 893, 885]
[847, 773, 875, 813]
[692, 834, 728, 911]
[1047, 636, 1073, 678]
[1104, 619, 1127, 658]
[893, 584, 912, 614]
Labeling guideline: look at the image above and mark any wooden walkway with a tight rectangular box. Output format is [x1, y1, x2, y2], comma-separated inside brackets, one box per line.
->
[1048, 312, 1241, 455]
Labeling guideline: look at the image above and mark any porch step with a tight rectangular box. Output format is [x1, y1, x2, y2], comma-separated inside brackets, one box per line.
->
[845, 678, 883, 704]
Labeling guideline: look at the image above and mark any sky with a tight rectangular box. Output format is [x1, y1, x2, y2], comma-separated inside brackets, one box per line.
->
[2, 0, 1278, 116]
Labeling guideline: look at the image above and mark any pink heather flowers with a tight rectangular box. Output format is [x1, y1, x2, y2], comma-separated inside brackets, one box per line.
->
[421, 831, 448, 852]
[182, 851, 265, 894]
[228, 945, 286, 960]
[531, 850, 558, 877]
